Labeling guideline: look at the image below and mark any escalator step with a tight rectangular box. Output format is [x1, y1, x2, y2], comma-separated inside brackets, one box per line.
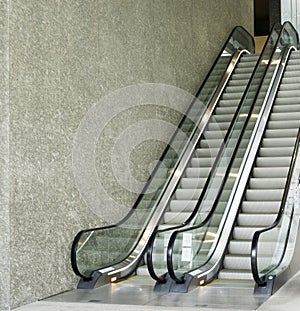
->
[279, 82, 300, 91]
[195, 147, 220, 157]
[228, 240, 276, 255]
[164, 212, 195, 224]
[283, 70, 300, 78]
[200, 139, 224, 148]
[180, 177, 207, 189]
[249, 178, 286, 189]
[203, 129, 226, 140]
[169, 200, 197, 211]
[237, 213, 277, 226]
[273, 97, 300, 105]
[283, 64, 300, 72]
[276, 89, 300, 98]
[230, 72, 255, 81]
[223, 85, 250, 94]
[245, 189, 284, 201]
[206, 121, 231, 131]
[190, 157, 213, 167]
[215, 108, 240, 118]
[261, 137, 296, 148]
[175, 188, 202, 200]
[265, 128, 298, 138]
[256, 156, 291, 167]
[233, 226, 273, 240]
[280, 76, 300, 85]
[252, 167, 289, 177]
[214, 113, 238, 122]
[218, 269, 252, 280]
[223, 256, 250, 270]
[242, 200, 281, 213]
[259, 146, 293, 157]
[185, 167, 211, 178]
[222, 92, 247, 100]
[267, 120, 300, 129]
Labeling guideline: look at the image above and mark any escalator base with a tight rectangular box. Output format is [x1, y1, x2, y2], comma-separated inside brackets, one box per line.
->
[44, 276, 268, 310]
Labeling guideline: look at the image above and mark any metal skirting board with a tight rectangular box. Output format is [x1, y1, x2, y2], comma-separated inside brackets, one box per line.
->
[44, 276, 268, 310]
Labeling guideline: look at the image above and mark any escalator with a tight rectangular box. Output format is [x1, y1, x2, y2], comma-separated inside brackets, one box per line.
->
[71, 26, 257, 289]
[162, 55, 258, 228]
[122, 52, 259, 281]
[158, 22, 300, 297]
[71, 22, 300, 304]
[147, 23, 284, 289]
[156, 55, 257, 228]
[219, 50, 300, 285]
[139, 53, 259, 277]
[146, 51, 264, 285]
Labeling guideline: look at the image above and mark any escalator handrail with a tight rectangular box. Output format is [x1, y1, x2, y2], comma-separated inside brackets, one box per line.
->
[251, 128, 300, 286]
[71, 27, 255, 280]
[146, 48, 252, 283]
[166, 22, 293, 284]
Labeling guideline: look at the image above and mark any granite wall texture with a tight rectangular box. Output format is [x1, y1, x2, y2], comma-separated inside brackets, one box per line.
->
[1, 0, 254, 309]
[0, 0, 10, 310]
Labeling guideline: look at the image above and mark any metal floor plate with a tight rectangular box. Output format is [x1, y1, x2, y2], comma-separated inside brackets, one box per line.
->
[45, 275, 268, 310]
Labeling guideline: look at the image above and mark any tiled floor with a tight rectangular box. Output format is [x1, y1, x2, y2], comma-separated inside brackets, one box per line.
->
[15, 271, 300, 311]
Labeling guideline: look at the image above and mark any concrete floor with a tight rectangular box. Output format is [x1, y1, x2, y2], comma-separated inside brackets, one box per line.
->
[14, 271, 300, 311]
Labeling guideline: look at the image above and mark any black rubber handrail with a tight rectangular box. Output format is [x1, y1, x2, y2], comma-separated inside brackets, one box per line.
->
[251, 128, 300, 286]
[165, 23, 288, 284]
[71, 26, 255, 280]
[146, 50, 252, 283]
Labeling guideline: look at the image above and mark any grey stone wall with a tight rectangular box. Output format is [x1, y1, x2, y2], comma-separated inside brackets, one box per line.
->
[0, 0, 10, 309]
[0, 0, 254, 309]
